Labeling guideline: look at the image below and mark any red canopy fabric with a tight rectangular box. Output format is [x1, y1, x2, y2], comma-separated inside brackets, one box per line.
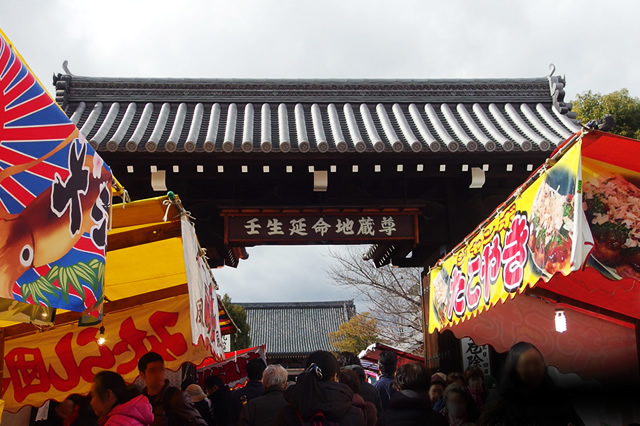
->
[359, 342, 424, 370]
[448, 292, 638, 384]
[581, 131, 640, 174]
[536, 267, 640, 321]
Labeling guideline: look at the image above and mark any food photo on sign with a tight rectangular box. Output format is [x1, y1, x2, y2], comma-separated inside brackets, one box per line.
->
[582, 157, 640, 281]
[427, 140, 590, 331]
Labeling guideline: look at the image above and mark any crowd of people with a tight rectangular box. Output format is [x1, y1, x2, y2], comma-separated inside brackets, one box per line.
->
[35, 341, 588, 426]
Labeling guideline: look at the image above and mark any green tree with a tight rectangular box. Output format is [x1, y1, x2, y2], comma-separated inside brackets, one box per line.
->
[222, 294, 251, 351]
[572, 89, 640, 139]
[329, 312, 381, 354]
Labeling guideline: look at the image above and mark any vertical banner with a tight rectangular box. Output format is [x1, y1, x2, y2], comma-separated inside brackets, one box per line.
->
[429, 142, 588, 332]
[181, 217, 225, 360]
[461, 337, 491, 376]
[0, 30, 111, 317]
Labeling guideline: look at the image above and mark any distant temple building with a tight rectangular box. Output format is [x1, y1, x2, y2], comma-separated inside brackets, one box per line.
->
[238, 301, 356, 369]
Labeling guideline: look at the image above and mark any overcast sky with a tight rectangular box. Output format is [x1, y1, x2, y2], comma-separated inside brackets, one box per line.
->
[3, 0, 639, 309]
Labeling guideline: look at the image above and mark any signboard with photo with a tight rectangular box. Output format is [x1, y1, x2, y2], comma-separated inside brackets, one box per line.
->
[429, 142, 589, 332]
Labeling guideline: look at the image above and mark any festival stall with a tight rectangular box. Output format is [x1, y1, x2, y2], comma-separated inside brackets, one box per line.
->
[0, 29, 237, 414]
[423, 129, 640, 386]
[358, 342, 424, 382]
[0, 194, 238, 412]
[196, 345, 267, 391]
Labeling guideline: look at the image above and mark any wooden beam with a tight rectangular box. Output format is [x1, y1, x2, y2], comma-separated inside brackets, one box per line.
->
[3, 284, 189, 340]
[636, 320, 640, 375]
[107, 221, 181, 251]
[111, 196, 179, 229]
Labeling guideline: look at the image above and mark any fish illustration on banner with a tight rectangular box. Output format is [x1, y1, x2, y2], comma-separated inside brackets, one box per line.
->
[0, 29, 112, 317]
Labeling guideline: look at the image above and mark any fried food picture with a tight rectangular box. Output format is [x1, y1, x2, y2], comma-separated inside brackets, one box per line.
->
[583, 174, 640, 280]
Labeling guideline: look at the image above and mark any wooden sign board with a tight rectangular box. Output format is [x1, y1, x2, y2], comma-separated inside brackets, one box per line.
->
[223, 211, 418, 245]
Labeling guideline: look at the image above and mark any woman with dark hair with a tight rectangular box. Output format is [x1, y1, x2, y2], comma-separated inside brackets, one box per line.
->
[339, 369, 377, 426]
[90, 371, 154, 426]
[275, 350, 365, 426]
[478, 342, 584, 426]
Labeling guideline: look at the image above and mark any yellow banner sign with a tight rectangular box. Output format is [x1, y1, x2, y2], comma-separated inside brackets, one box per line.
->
[2, 294, 210, 412]
[429, 141, 586, 332]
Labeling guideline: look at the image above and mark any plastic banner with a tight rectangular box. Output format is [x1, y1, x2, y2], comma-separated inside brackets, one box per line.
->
[196, 346, 267, 390]
[0, 30, 111, 316]
[182, 217, 225, 360]
[429, 141, 589, 332]
[1, 294, 210, 412]
[582, 156, 640, 282]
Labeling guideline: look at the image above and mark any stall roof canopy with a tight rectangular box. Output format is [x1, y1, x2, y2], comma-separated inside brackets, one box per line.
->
[359, 342, 424, 371]
[1, 195, 238, 336]
[238, 301, 355, 356]
[53, 71, 580, 156]
[424, 130, 640, 383]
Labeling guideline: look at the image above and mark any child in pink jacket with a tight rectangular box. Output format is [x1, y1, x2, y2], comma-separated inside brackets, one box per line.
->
[91, 371, 154, 426]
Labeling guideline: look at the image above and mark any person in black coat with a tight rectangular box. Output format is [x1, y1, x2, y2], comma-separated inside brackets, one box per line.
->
[275, 351, 365, 426]
[478, 342, 584, 426]
[382, 363, 448, 426]
[238, 364, 289, 426]
[204, 375, 231, 426]
[229, 358, 267, 426]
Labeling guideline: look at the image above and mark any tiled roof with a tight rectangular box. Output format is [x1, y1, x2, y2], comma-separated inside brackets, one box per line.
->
[53, 71, 580, 156]
[238, 301, 356, 356]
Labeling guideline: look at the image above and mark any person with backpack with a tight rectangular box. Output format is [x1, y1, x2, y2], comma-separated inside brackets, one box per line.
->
[138, 352, 208, 426]
[90, 370, 154, 426]
[275, 350, 365, 426]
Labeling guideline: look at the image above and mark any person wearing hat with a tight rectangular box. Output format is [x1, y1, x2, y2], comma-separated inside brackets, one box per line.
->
[429, 373, 447, 412]
[185, 384, 215, 426]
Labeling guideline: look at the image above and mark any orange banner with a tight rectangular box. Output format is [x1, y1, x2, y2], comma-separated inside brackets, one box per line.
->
[2, 294, 210, 412]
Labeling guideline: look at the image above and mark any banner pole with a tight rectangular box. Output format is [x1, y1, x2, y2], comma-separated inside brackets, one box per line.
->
[0, 328, 5, 398]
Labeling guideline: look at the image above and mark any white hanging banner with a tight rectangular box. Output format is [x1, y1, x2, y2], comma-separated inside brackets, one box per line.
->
[461, 337, 491, 376]
[182, 217, 225, 360]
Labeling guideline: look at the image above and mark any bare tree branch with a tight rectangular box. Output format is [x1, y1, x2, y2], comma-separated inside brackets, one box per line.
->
[326, 247, 423, 352]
